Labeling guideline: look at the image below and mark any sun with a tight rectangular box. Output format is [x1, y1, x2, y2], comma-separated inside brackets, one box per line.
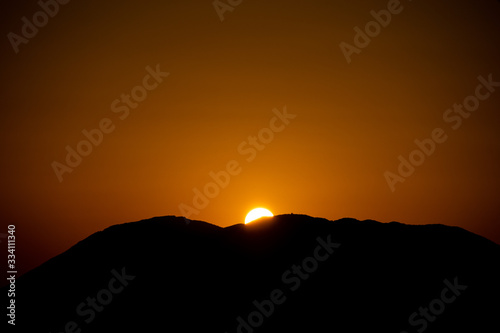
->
[245, 208, 274, 224]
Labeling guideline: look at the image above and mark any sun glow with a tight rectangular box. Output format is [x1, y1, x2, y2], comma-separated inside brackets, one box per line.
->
[245, 208, 274, 224]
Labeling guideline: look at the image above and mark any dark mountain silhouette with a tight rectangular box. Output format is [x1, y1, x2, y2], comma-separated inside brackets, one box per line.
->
[4, 214, 499, 332]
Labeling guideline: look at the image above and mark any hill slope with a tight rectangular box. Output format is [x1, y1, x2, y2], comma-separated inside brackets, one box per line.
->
[4, 214, 500, 332]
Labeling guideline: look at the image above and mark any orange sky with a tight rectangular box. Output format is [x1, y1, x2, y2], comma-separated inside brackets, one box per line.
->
[1, 0, 500, 276]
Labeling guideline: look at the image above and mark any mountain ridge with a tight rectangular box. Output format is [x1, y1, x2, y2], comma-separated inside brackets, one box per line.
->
[4, 214, 499, 332]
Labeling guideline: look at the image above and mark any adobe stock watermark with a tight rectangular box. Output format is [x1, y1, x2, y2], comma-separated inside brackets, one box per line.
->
[7, 0, 71, 54]
[178, 106, 296, 220]
[49, 267, 136, 333]
[385, 73, 499, 192]
[339, 0, 404, 64]
[225, 234, 340, 333]
[400, 276, 467, 333]
[51, 64, 169, 183]
[213, 0, 243, 22]
[6, 225, 16, 326]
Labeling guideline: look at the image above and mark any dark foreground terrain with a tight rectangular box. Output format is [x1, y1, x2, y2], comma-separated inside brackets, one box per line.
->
[4, 214, 500, 332]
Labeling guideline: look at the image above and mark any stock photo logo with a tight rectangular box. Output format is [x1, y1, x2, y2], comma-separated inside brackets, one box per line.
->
[384, 74, 499, 192]
[51, 64, 169, 182]
[224, 234, 340, 333]
[2, 0, 500, 332]
[213, 0, 244, 21]
[339, 0, 404, 64]
[400, 277, 467, 333]
[178, 105, 296, 219]
[49, 267, 136, 333]
[7, 0, 71, 54]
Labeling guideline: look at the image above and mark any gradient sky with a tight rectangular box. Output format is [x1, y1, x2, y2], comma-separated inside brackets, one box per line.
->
[1, 0, 500, 277]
